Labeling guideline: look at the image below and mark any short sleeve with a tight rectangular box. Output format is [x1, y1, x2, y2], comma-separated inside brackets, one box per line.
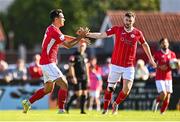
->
[139, 31, 146, 45]
[52, 30, 66, 43]
[106, 26, 117, 36]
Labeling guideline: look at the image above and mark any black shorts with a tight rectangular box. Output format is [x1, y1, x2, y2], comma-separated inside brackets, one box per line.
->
[74, 79, 87, 91]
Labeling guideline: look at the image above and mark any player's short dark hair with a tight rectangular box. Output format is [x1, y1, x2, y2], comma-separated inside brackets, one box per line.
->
[125, 11, 135, 18]
[159, 38, 168, 44]
[49, 9, 63, 21]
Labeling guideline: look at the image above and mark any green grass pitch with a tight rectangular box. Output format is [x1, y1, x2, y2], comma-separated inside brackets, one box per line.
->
[0, 109, 179, 121]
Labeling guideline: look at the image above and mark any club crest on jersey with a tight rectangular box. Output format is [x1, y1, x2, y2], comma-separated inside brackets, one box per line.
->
[130, 34, 135, 38]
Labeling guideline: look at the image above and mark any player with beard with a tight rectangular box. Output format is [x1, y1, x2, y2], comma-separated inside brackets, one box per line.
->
[152, 38, 179, 114]
[77, 11, 156, 114]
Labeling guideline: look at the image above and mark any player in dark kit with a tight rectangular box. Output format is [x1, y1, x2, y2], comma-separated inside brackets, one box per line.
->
[66, 42, 89, 114]
[77, 11, 156, 114]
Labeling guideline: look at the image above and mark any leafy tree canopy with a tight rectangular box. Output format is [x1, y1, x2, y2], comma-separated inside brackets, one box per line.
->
[0, 0, 159, 49]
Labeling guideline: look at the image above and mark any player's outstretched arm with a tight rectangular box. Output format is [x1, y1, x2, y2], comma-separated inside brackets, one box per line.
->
[142, 42, 157, 68]
[86, 32, 108, 39]
[62, 28, 90, 48]
[63, 27, 90, 48]
[76, 27, 108, 39]
[62, 36, 84, 49]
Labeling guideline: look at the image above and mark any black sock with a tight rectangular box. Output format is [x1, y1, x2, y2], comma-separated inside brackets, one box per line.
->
[80, 95, 86, 113]
[66, 94, 78, 111]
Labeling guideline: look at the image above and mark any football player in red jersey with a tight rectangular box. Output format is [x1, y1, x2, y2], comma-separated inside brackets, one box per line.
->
[22, 9, 89, 114]
[78, 11, 156, 114]
[152, 38, 179, 114]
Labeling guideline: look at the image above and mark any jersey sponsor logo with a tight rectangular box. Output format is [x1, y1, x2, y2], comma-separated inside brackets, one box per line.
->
[122, 38, 133, 46]
[131, 34, 135, 38]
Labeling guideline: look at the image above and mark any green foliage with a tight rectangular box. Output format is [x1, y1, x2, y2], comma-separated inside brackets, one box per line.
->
[5, 0, 61, 49]
[59, 0, 89, 35]
[0, 0, 160, 49]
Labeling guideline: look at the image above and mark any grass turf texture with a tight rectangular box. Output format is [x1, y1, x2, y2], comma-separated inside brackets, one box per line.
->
[0, 110, 179, 121]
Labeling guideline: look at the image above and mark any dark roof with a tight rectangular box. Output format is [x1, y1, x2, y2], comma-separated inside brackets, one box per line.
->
[107, 10, 180, 42]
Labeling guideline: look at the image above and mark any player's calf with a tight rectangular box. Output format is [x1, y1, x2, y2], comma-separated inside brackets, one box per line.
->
[103, 89, 113, 112]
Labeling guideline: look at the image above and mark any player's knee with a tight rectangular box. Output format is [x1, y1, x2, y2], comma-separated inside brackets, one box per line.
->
[44, 87, 53, 94]
[44, 82, 54, 94]
[57, 76, 68, 90]
[107, 82, 116, 92]
[61, 82, 68, 90]
[63, 80, 68, 88]
[160, 92, 167, 100]
[122, 88, 131, 95]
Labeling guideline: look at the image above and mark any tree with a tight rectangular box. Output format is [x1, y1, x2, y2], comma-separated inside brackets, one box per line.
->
[5, 0, 62, 49]
[1, 0, 159, 49]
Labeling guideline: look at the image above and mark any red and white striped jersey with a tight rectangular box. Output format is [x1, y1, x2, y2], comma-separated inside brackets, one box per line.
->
[106, 26, 145, 67]
[40, 24, 65, 65]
